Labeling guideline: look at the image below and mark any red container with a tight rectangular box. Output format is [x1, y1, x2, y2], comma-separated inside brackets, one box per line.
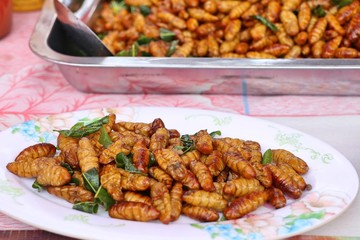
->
[0, 0, 12, 38]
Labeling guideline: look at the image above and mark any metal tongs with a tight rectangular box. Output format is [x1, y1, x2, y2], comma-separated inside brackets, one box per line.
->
[53, 0, 113, 56]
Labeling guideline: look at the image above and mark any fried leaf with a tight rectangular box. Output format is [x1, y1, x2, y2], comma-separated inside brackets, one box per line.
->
[55, 116, 109, 138]
[149, 153, 156, 167]
[175, 134, 195, 154]
[139, 5, 151, 16]
[99, 126, 113, 148]
[137, 35, 153, 45]
[61, 162, 74, 175]
[110, 0, 126, 14]
[115, 152, 144, 174]
[252, 15, 278, 32]
[160, 28, 176, 42]
[83, 168, 100, 193]
[73, 202, 99, 214]
[166, 40, 179, 57]
[262, 149, 273, 164]
[32, 181, 43, 192]
[311, 5, 326, 17]
[209, 130, 221, 138]
[331, 0, 352, 7]
[94, 186, 116, 211]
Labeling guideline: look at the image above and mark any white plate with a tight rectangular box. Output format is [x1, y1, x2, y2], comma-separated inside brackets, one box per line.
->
[0, 107, 358, 240]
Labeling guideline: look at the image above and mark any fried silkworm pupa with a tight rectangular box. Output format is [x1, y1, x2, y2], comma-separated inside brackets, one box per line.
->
[131, 139, 150, 174]
[154, 148, 187, 182]
[99, 138, 132, 164]
[265, 164, 302, 199]
[272, 149, 309, 175]
[180, 150, 201, 168]
[77, 137, 100, 173]
[109, 201, 160, 222]
[277, 163, 307, 190]
[170, 182, 183, 221]
[194, 130, 213, 154]
[6, 157, 59, 178]
[182, 190, 228, 212]
[36, 165, 72, 187]
[189, 160, 215, 191]
[150, 182, 172, 224]
[14, 143, 56, 162]
[182, 204, 219, 222]
[223, 177, 264, 198]
[149, 127, 169, 151]
[200, 150, 225, 177]
[149, 166, 173, 189]
[47, 185, 94, 203]
[114, 120, 151, 137]
[267, 187, 287, 209]
[223, 190, 269, 220]
[181, 169, 200, 190]
[223, 152, 256, 179]
[57, 134, 79, 169]
[119, 168, 151, 191]
[124, 191, 152, 206]
[100, 164, 124, 201]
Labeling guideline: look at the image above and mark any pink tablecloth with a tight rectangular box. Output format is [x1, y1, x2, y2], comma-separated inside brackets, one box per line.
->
[0, 9, 360, 238]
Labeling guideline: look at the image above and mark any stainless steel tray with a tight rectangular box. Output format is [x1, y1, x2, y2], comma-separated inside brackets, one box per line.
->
[29, 0, 360, 95]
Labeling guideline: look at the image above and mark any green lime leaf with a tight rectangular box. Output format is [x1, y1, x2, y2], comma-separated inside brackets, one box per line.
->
[73, 202, 99, 214]
[262, 149, 273, 164]
[83, 168, 100, 193]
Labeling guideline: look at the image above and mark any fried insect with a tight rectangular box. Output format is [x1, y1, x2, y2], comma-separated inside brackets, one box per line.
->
[267, 187, 287, 209]
[6, 157, 59, 178]
[47, 185, 94, 203]
[189, 160, 215, 191]
[100, 164, 124, 201]
[181, 169, 201, 189]
[170, 182, 183, 221]
[14, 143, 56, 162]
[265, 164, 302, 199]
[223, 190, 269, 220]
[119, 168, 151, 191]
[154, 148, 187, 181]
[148, 166, 173, 189]
[182, 190, 227, 211]
[57, 134, 79, 169]
[193, 130, 213, 154]
[124, 191, 152, 206]
[109, 201, 160, 222]
[150, 182, 172, 224]
[149, 127, 169, 151]
[182, 204, 219, 222]
[200, 150, 225, 177]
[223, 177, 264, 198]
[77, 137, 100, 173]
[99, 138, 132, 164]
[36, 165, 71, 187]
[131, 139, 150, 173]
[180, 150, 202, 167]
[271, 149, 309, 174]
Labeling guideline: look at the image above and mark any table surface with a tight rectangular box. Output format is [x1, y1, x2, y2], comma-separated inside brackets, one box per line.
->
[0, 10, 359, 240]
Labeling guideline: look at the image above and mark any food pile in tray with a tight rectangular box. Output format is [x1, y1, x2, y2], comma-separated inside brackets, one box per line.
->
[89, 0, 360, 58]
[6, 114, 311, 223]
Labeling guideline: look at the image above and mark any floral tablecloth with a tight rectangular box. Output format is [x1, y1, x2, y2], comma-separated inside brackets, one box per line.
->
[0, 9, 359, 240]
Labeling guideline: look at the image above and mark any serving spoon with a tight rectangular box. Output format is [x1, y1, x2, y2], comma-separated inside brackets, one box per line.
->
[53, 0, 113, 56]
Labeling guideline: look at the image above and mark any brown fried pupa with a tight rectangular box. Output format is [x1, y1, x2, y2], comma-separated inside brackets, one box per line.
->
[109, 201, 160, 222]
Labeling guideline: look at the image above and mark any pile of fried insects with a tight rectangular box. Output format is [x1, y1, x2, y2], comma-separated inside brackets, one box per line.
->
[7, 114, 311, 223]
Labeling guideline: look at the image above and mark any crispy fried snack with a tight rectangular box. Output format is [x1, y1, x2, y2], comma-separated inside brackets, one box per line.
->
[119, 168, 151, 191]
[272, 149, 309, 174]
[265, 164, 302, 199]
[6, 157, 59, 178]
[148, 166, 173, 189]
[180, 169, 200, 190]
[114, 121, 151, 137]
[200, 150, 225, 177]
[189, 160, 215, 191]
[194, 130, 213, 154]
[150, 182, 172, 224]
[57, 134, 79, 169]
[149, 127, 170, 151]
[223, 190, 269, 220]
[223, 177, 264, 198]
[180, 149, 201, 167]
[109, 201, 160, 222]
[277, 163, 307, 190]
[124, 191, 152, 206]
[14, 143, 56, 162]
[99, 138, 132, 164]
[36, 165, 72, 187]
[267, 187, 287, 209]
[170, 182, 183, 221]
[131, 139, 150, 173]
[182, 190, 227, 211]
[77, 137, 99, 173]
[154, 148, 187, 182]
[222, 152, 256, 179]
[47, 185, 94, 203]
[182, 204, 219, 222]
[100, 164, 124, 201]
